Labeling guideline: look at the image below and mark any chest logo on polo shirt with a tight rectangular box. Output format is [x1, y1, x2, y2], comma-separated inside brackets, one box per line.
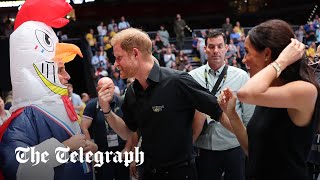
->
[152, 105, 164, 112]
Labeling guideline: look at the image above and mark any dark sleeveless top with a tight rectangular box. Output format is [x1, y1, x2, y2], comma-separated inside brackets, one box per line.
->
[247, 106, 314, 180]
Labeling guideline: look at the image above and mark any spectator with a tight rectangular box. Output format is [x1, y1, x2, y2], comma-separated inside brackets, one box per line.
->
[191, 33, 200, 57]
[190, 30, 254, 180]
[157, 25, 170, 47]
[163, 47, 176, 68]
[305, 22, 317, 45]
[109, 25, 119, 38]
[236, 35, 246, 71]
[118, 16, 130, 31]
[152, 40, 162, 64]
[81, 93, 90, 104]
[234, 21, 244, 36]
[177, 54, 192, 72]
[295, 25, 305, 43]
[170, 43, 179, 55]
[67, 83, 84, 119]
[230, 27, 241, 42]
[103, 36, 112, 51]
[173, 14, 186, 50]
[154, 34, 165, 50]
[97, 21, 105, 36]
[197, 30, 207, 65]
[108, 18, 117, 32]
[112, 70, 126, 95]
[81, 77, 130, 180]
[79, 92, 90, 119]
[91, 49, 108, 72]
[97, 21, 107, 46]
[306, 41, 317, 63]
[86, 28, 97, 54]
[222, 17, 233, 35]
[226, 39, 239, 65]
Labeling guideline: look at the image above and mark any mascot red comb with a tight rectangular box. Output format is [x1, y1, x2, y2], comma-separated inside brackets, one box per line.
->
[0, 0, 94, 179]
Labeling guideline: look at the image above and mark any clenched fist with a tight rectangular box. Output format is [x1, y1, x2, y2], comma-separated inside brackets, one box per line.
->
[97, 77, 115, 113]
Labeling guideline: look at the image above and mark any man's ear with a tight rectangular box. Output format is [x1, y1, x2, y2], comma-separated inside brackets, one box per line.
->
[133, 48, 139, 58]
[225, 44, 229, 51]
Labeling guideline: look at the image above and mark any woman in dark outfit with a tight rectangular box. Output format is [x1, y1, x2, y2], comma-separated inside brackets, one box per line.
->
[218, 19, 320, 180]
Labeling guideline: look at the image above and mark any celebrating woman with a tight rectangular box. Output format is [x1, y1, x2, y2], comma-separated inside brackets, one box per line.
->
[218, 19, 320, 180]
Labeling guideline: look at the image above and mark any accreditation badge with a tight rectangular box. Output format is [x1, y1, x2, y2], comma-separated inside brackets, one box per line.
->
[107, 130, 119, 147]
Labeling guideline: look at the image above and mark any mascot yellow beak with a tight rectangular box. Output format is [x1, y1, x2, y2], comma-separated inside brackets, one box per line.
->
[53, 43, 83, 63]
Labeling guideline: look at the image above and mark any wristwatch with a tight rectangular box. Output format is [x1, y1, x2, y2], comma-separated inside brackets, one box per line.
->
[271, 61, 281, 78]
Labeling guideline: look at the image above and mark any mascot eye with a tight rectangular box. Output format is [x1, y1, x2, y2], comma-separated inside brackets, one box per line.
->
[35, 30, 54, 52]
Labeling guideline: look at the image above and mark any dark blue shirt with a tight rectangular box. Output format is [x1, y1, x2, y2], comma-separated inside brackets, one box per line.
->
[83, 97, 125, 151]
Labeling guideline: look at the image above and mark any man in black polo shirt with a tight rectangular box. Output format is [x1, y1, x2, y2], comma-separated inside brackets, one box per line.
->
[98, 28, 225, 180]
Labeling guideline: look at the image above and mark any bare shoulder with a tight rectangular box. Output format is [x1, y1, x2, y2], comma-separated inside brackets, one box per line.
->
[287, 80, 318, 97]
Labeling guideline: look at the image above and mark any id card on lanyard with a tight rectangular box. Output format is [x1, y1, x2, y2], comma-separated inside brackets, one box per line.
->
[104, 110, 119, 147]
[107, 130, 119, 147]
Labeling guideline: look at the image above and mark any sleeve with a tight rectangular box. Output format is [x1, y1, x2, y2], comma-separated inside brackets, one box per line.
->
[83, 99, 97, 120]
[121, 86, 137, 132]
[177, 72, 223, 121]
[0, 110, 69, 180]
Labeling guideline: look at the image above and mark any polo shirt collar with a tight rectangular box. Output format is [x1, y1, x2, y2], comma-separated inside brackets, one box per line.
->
[205, 63, 226, 76]
[146, 62, 160, 85]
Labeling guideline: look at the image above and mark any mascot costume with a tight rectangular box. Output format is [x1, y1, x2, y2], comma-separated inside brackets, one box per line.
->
[0, 0, 93, 179]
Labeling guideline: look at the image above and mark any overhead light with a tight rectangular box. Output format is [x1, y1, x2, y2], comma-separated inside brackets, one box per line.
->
[0, 1, 25, 8]
[85, 0, 95, 2]
[73, 0, 84, 4]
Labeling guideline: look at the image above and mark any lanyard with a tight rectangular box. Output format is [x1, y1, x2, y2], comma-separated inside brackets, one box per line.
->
[204, 65, 228, 95]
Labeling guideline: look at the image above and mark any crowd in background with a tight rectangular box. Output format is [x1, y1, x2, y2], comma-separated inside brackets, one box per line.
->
[1, 13, 320, 180]
[1, 13, 320, 122]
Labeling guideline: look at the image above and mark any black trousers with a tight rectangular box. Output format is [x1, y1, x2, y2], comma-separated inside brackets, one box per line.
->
[95, 161, 130, 180]
[197, 146, 245, 180]
[143, 160, 198, 180]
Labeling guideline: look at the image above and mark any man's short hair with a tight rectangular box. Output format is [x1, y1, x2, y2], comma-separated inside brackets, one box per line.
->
[205, 30, 227, 46]
[81, 93, 88, 99]
[110, 28, 152, 55]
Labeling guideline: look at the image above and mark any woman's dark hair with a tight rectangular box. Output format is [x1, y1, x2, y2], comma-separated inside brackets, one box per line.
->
[248, 19, 320, 124]
[248, 19, 319, 83]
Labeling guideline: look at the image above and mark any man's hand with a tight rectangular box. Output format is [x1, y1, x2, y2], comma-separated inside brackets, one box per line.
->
[84, 140, 98, 153]
[62, 134, 86, 151]
[121, 147, 131, 160]
[98, 81, 114, 113]
[129, 161, 139, 179]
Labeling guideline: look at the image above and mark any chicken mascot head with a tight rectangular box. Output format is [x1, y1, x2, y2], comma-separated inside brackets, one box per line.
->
[10, 0, 82, 116]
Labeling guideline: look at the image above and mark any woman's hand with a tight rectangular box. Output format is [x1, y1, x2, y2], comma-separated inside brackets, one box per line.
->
[276, 38, 305, 69]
